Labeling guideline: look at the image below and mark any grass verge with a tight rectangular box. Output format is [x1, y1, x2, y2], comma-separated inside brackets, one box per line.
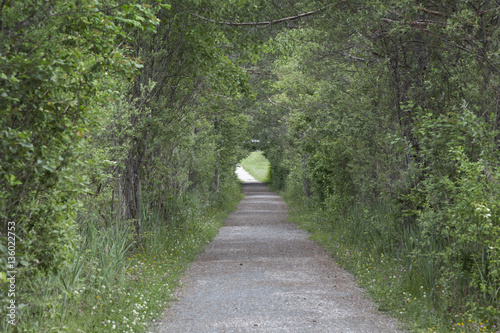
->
[4, 183, 242, 332]
[283, 197, 499, 333]
[240, 151, 270, 183]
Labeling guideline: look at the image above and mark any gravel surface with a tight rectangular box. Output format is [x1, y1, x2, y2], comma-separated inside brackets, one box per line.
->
[156, 169, 403, 332]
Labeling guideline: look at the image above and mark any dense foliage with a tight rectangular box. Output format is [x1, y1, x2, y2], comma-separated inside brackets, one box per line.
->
[0, 0, 163, 274]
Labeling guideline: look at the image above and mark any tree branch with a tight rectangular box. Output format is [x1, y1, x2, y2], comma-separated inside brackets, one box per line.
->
[193, 5, 333, 27]
[418, 7, 447, 17]
[246, 69, 271, 75]
[340, 52, 369, 62]
[267, 97, 293, 111]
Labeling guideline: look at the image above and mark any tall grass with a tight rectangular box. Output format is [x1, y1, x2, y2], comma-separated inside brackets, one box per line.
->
[2, 181, 242, 332]
[284, 194, 498, 332]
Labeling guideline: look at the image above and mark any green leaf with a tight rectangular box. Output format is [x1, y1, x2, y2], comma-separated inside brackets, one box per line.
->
[19, 141, 33, 148]
[42, 165, 55, 172]
[5, 174, 22, 186]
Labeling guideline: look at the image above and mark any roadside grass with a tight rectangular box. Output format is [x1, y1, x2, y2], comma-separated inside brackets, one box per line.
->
[240, 151, 270, 183]
[4, 184, 242, 332]
[284, 197, 499, 333]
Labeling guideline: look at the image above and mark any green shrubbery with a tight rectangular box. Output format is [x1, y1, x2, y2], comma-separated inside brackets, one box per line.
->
[252, 1, 500, 331]
[0, 0, 161, 276]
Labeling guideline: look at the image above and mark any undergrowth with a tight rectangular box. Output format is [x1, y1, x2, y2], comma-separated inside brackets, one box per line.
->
[284, 197, 500, 333]
[1, 182, 242, 332]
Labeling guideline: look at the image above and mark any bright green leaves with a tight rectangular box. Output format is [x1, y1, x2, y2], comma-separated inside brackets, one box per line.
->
[410, 105, 500, 320]
[0, 0, 166, 275]
[115, 3, 162, 31]
[5, 175, 21, 187]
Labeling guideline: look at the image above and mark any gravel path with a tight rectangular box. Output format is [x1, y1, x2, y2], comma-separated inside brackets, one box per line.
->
[156, 168, 403, 332]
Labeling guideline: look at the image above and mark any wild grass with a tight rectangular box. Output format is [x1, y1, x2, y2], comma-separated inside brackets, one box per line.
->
[284, 196, 500, 333]
[2, 183, 242, 332]
[240, 151, 270, 183]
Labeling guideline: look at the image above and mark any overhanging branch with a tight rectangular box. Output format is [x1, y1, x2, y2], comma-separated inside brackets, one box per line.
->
[193, 5, 333, 27]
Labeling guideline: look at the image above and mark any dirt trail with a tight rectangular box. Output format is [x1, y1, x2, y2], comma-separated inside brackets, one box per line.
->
[156, 171, 402, 332]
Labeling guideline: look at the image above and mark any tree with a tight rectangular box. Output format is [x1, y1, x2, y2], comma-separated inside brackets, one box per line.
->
[0, 0, 162, 273]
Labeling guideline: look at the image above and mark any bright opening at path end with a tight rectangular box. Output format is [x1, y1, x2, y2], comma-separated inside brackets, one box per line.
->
[235, 164, 259, 183]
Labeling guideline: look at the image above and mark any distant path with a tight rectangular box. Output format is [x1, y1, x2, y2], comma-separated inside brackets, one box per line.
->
[156, 168, 402, 332]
